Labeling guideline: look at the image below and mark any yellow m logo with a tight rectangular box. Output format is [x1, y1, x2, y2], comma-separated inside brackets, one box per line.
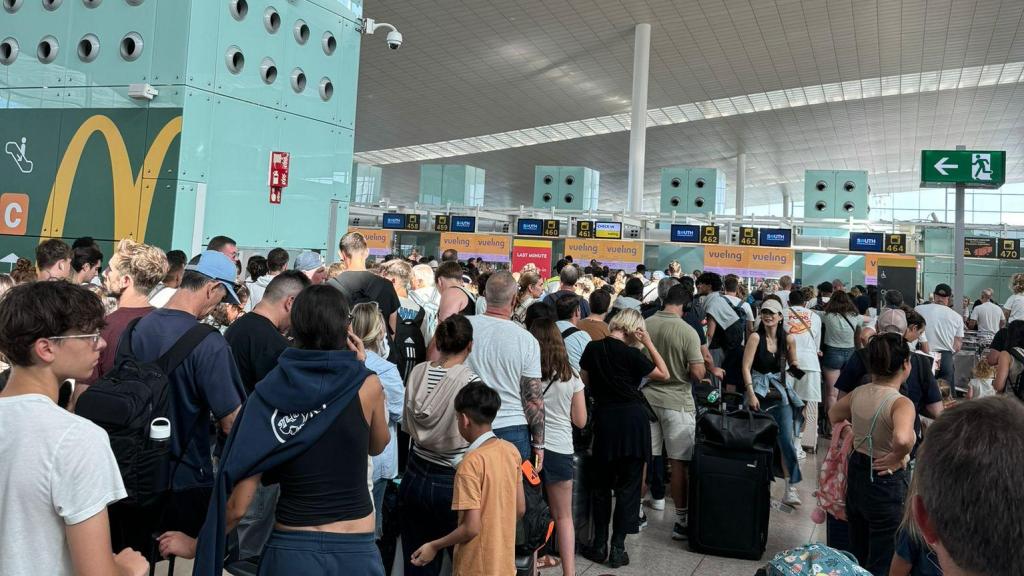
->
[42, 114, 183, 241]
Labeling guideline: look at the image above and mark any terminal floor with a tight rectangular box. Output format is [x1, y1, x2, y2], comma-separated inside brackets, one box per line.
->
[157, 444, 826, 576]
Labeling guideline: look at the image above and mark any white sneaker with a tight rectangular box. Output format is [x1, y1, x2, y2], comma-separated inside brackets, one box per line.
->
[645, 498, 665, 511]
[783, 487, 802, 507]
[796, 447, 807, 460]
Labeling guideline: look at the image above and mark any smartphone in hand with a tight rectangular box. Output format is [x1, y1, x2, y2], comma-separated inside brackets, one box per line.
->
[787, 366, 806, 380]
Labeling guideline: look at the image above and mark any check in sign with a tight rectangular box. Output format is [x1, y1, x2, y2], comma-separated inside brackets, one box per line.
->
[921, 150, 1005, 189]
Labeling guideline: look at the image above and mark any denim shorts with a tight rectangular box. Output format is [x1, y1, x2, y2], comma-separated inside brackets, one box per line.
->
[542, 450, 575, 485]
[822, 346, 855, 370]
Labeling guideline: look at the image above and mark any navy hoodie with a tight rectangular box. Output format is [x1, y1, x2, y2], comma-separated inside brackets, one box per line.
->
[192, 347, 372, 575]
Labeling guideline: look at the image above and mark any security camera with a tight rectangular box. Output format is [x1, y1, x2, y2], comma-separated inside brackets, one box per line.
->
[363, 18, 404, 51]
[386, 30, 403, 50]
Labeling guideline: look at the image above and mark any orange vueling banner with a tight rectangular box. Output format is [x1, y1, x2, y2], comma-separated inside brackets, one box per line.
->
[703, 246, 795, 278]
[865, 254, 916, 284]
[440, 233, 511, 262]
[563, 239, 644, 270]
[348, 228, 392, 256]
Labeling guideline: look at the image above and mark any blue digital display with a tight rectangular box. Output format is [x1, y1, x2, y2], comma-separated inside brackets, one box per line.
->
[451, 216, 476, 233]
[670, 224, 700, 243]
[382, 213, 407, 230]
[758, 228, 793, 248]
[518, 218, 543, 236]
[849, 232, 884, 252]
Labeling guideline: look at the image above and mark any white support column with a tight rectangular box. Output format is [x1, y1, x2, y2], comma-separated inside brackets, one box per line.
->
[627, 23, 651, 215]
[782, 185, 791, 219]
[735, 152, 746, 216]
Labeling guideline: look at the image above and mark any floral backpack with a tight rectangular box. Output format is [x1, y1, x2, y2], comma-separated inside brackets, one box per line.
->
[763, 543, 871, 575]
[812, 391, 901, 524]
[811, 420, 855, 523]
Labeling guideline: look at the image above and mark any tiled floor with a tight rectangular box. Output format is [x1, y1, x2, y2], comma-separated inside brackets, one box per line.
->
[572, 449, 826, 576]
[158, 449, 826, 575]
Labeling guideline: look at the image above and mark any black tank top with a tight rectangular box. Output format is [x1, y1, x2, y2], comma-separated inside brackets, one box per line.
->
[752, 331, 785, 375]
[456, 286, 476, 316]
[263, 395, 373, 526]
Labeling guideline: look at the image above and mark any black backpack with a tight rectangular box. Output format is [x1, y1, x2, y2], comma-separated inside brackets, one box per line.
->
[713, 298, 747, 351]
[1007, 348, 1024, 402]
[76, 319, 217, 507]
[515, 460, 554, 558]
[395, 307, 426, 381]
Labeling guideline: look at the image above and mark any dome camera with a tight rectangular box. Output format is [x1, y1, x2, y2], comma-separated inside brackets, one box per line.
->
[362, 18, 403, 51]
[386, 30, 403, 50]
[815, 180, 828, 192]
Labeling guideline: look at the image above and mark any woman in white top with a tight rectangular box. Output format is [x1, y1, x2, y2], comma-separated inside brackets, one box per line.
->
[1003, 273, 1024, 323]
[528, 318, 587, 576]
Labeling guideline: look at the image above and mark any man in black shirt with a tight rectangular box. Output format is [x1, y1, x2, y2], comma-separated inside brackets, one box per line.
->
[332, 231, 400, 337]
[223, 270, 309, 561]
[225, 271, 309, 393]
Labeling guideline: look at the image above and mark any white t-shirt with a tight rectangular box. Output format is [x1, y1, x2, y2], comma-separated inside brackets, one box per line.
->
[148, 285, 177, 308]
[970, 301, 1004, 340]
[1004, 294, 1024, 323]
[0, 395, 126, 576]
[724, 295, 753, 326]
[775, 289, 791, 308]
[542, 374, 585, 455]
[783, 306, 822, 373]
[467, 315, 543, 430]
[915, 302, 965, 352]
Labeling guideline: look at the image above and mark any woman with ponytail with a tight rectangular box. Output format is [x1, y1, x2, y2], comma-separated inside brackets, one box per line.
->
[829, 332, 917, 576]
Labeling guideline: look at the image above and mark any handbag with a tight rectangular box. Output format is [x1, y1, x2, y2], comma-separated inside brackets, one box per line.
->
[697, 406, 779, 452]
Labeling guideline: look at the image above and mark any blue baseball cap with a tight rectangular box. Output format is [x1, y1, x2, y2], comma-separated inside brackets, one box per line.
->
[186, 250, 240, 304]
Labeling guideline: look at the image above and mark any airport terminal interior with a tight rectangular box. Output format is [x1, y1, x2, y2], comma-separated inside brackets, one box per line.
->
[3, 0, 1024, 575]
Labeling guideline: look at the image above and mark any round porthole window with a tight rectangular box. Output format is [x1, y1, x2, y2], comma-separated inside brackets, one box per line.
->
[0, 38, 19, 65]
[264, 7, 280, 33]
[224, 46, 244, 74]
[291, 67, 306, 93]
[83, 0, 101, 7]
[120, 32, 143, 61]
[77, 34, 99, 62]
[37, 36, 59, 64]
[322, 31, 337, 55]
[3, 0, 23, 14]
[319, 77, 333, 101]
[229, 0, 248, 21]
[815, 200, 828, 212]
[294, 20, 310, 44]
[260, 57, 277, 84]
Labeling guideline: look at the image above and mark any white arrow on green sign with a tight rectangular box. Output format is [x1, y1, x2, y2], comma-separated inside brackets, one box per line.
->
[921, 149, 1005, 189]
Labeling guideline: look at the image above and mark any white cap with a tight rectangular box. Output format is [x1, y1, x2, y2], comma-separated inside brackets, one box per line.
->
[149, 417, 171, 440]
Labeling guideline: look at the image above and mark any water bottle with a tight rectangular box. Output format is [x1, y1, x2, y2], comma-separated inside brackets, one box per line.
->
[706, 389, 721, 405]
[149, 417, 171, 444]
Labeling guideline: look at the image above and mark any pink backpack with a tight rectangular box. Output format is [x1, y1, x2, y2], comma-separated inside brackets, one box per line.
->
[811, 421, 855, 523]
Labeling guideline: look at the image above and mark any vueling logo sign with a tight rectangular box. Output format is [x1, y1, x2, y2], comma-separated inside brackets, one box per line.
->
[41, 114, 182, 240]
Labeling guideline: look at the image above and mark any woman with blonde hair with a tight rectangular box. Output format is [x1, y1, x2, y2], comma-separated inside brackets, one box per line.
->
[350, 302, 405, 538]
[514, 270, 544, 324]
[1002, 273, 1024, 323]
[580, 308, 669, 568]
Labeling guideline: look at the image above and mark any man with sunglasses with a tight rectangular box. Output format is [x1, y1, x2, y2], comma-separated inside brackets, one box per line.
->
[124, 250, 247, 550]
[0, 281, 150, 576]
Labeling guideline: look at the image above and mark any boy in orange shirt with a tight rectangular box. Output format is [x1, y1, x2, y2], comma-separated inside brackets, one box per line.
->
[411, 382, 525, 575]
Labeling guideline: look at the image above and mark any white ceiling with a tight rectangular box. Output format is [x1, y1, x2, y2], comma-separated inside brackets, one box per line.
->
[353, 0, 1024, 211]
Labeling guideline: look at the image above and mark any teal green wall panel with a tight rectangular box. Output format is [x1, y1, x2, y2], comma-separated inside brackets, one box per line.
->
[334, 18, 361, 131]
[646, 244, 703, 275]
[419, 165, 444, 205]
[151, 1, 192, 84]
[798, 254, 865, 289]
[533, 166, 559, 208]
[183, 0, 220, 90]
[170, 182, 199, 252]
[4, 0, 70, 88]
[177, 89, 215, 183]
[64, 0, 158, 88]
[834, 170, 869, 219]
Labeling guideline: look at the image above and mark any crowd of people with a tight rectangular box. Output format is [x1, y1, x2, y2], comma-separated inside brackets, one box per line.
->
[0, 232, 1022, 576]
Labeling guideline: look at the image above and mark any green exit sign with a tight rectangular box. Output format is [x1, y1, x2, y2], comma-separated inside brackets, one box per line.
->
[921, 150, 1005, 189]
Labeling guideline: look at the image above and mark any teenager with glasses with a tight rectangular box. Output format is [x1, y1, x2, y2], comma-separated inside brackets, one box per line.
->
[0, 281, 149, 576]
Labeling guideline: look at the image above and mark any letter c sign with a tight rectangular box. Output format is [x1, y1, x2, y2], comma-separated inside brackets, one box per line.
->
[0, 194, 29, 235]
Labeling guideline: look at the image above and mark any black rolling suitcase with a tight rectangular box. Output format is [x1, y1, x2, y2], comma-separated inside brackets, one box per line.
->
[689, 395, 778, 561]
